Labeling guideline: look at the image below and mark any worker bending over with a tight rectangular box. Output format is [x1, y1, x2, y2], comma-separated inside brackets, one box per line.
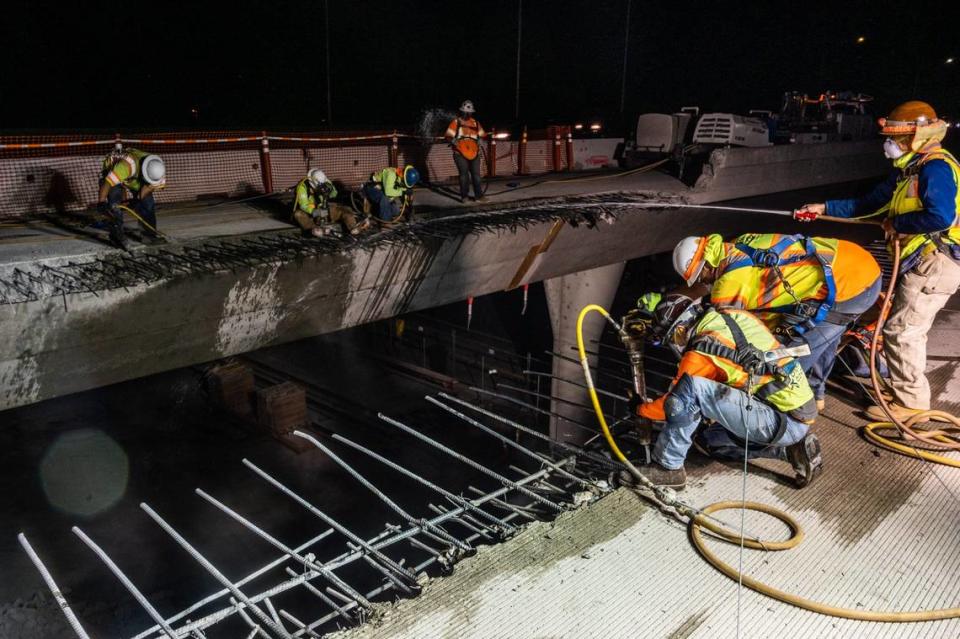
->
[293, 169, 364, 237]
[635, 292, 822, 489]
[97, 148, 166, 248]
[362, 165, 420, 222]
[672, 233, 881, 410]
[796, 100, 960, 422]
[445, 100, 487, 203]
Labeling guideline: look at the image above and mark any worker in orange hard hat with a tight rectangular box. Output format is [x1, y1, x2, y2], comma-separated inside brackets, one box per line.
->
[795, 100, 960, 422]
[444, 100, 487, 203]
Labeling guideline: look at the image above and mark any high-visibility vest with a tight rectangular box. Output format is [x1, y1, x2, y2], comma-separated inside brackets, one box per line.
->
[293, 178, 333, 216]
[688, 308, 816, 420]
[448, 117, 484, 160]
[883, 149, 960, 269]
[717, 234, 838, 334]
[101, 148, 151, 191]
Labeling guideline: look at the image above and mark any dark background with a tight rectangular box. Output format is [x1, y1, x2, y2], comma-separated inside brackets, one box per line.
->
[1, 0, 956, 132]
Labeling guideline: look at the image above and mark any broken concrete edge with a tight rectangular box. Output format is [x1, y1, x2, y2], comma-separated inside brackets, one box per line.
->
[0, 190, 687, 305]
[328, 487, 638, 639]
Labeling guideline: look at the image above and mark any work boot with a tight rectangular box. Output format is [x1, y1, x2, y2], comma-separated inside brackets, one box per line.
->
[784, 433, 822, 488]
[615, 464, 686, 490]
[864, 403, 930, 424]
[109, 225, 129, 251]
[141, 232, 167, 246]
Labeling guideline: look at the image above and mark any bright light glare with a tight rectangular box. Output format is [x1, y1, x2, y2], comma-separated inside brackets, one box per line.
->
[493, 132, 510, 139]
[947, 57, 955, 64]
[574, 123, 584, 130]
[856, 36, 865, 44]
[589, 123, 602, 131]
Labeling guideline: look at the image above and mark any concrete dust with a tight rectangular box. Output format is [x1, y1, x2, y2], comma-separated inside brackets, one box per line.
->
[332, 488, 648, 639]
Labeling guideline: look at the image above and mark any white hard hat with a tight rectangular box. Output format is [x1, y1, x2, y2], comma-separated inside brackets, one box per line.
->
[141, 155, 165, 185]
[308, 168, 327, 187]
[673, 236, 706, 286]
[460, 100, 475, 114]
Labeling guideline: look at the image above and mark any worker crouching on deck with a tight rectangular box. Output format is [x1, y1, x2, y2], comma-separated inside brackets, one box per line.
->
[293, 169, 364, 237]
[362, 165, 420, 222]
[795, 101, 960, 423]
[445, 100, 486, 203]
[97, 148, 166, 249]
[634, 292, 822, 489]
[672, 233, 881, 411]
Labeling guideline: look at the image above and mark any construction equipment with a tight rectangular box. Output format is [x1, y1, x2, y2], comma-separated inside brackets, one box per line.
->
[618, 307, 655, 460]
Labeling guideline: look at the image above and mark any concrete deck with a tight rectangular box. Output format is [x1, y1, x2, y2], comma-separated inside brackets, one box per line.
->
[333, 311, 960, 639]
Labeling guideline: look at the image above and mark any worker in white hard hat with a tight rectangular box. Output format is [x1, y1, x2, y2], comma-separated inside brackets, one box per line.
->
[293, 169, 365, 237]
[794, 100, 960, 423]
[97, 147, 166, 248]
[671, 233, 881, 410]
[444, 100, 487, 203]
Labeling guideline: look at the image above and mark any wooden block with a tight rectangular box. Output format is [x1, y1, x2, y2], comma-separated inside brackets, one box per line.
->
[256, 382, 308, 436]
[207, 361, 254, 417]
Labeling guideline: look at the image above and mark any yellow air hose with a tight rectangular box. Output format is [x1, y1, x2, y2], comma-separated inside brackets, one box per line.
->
[116, 204, 166, 238]
[576, 303, 960, 621]
[863, 235, 960, 464]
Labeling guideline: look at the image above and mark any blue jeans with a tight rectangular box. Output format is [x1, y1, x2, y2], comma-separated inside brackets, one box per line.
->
[107, 185, 158, 234]
[653, 375, 809, 470]
[363, 184, 401, 221]
[787, 276, 881, 399]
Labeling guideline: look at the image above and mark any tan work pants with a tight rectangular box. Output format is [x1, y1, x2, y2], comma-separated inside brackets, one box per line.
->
[293, 203, 358, 233]
[883, 251, 960, 409]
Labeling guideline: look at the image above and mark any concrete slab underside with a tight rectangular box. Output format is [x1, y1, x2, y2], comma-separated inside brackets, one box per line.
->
[335, 312, 960, 639]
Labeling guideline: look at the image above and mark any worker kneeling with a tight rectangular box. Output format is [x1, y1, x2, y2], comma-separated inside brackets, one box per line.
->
[673, 233, 881, 410]
[635, 292, 823, 490]
[97, 148, 166, 249]
[362, 165, 420, 223]
[294, 169, 364, 237]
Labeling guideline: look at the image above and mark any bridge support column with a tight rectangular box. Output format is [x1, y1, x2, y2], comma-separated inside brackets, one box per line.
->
[544, 261, 625, 445]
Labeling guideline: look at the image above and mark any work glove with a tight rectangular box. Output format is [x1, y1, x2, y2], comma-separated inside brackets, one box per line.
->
[794, 203, 824, 222]
[637, 291, 662, 315]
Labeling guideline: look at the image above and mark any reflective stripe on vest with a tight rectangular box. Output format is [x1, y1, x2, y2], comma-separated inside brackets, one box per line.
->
[687, 309, 814, 415]
[888, 149, 960, 270]
[725, 234, 837, 334]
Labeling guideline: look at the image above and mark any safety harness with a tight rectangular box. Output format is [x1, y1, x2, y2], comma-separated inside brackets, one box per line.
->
[725, 234, 837, 335]
[689, 311, 797, 445]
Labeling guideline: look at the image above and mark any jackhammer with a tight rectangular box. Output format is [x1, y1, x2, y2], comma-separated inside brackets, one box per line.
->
[617, 308, 655, 462]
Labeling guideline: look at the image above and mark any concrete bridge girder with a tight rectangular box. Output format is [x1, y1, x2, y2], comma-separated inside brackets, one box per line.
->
[0, 197, 881, 412]
[545, 262, 625, 444]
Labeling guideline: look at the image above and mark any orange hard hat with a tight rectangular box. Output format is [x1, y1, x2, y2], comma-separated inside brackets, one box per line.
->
[878, 100, 938, 135]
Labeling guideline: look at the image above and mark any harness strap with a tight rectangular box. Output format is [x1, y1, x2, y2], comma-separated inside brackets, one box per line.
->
[725, 235, 837, 334]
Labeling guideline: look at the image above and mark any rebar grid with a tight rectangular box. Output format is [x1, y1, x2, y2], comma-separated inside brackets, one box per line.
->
[19, 393, 608, 639]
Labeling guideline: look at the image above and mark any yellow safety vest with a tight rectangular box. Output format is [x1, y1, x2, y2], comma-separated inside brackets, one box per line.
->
[884, 149, 960, 264]
[689, 308, 815, 417]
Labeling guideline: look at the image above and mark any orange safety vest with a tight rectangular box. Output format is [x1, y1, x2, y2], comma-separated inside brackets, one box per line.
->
[447, 117, 485, 160]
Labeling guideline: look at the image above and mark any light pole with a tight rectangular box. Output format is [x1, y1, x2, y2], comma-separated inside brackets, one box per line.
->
[515, 0, 522, 120]
[619, 0, 632, 113]
[325, 0, 333, 125]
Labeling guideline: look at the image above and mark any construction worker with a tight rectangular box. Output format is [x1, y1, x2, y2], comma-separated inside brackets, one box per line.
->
[97, 148, 166, 248]
[795, 101, 960, 422]
[445, 100, 486, 203]
[362, 165, 420, 222]
[293, 169, 364, 237]
[632, 292, 822, 489]
[672, 233, 881, 410]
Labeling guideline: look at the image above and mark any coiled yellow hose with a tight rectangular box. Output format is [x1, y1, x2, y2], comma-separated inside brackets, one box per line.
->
[576, 303, 960, 621]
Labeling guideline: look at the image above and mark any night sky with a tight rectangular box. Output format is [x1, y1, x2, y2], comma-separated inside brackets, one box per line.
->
[2, 0, 956, 133]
